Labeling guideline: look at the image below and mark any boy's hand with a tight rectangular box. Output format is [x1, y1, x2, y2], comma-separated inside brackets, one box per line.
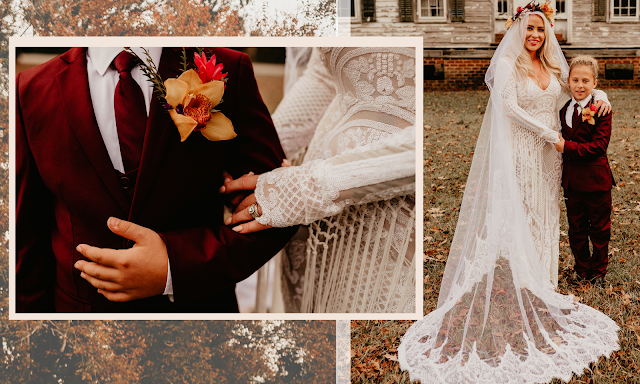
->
[554, 133, 565, 153]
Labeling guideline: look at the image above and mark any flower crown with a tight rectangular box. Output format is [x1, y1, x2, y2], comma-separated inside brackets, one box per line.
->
[505, 1, 556, 29]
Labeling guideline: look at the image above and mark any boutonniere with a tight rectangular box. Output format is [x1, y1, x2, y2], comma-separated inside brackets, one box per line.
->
[128, 48, 236, 142]
[581, 102, 597, 125]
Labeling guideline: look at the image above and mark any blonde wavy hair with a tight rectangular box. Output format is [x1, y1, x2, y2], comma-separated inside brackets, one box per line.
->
[512, 12, 567, 92]
[569, 55, 599, 81]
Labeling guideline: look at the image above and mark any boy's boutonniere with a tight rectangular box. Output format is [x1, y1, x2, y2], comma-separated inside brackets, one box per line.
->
[581, 103, 597, 125]
[128, 48, 236, 142]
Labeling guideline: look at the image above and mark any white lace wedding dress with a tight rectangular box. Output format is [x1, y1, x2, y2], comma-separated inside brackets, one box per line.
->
[254, 47, 416, 313]
[399, 13, 618, 381]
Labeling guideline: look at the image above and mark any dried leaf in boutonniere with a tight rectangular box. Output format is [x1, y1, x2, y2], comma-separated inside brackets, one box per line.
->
[129, 48, 236, 142]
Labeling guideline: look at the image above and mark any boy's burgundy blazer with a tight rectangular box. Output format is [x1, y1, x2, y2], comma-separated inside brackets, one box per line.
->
[16, 47, 297, 313]
[559, 100, 615, 192]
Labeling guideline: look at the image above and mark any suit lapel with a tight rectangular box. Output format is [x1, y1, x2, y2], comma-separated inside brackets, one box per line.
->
[129, 48, 183, 222]
[56, 48, 130, 214]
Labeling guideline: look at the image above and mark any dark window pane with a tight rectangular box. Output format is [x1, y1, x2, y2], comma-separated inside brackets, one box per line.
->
[351, 0, 355, 16]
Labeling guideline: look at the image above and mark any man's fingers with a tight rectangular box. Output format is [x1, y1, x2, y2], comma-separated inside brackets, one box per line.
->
[80, 270, 122, 292]
[234, 194, 257, 215]
[107, 217, 151, 245]
[76, 244, 121, 268]
[222, 171, 233, 183]
[220, 174, 259, 194]
[232, 220, 271, 234]
[75, 260, 119, 282]
[97, 290, 132, 303]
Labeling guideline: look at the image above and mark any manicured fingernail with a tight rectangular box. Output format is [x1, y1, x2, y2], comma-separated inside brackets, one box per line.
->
[74, 261, 80, 269]
[283, 159, 291, 166]
[225, 217, 232, 225]
[76, 245, 83, 252]
[232, 225, 242, 232]
[219, 186, 226, 193]
[224, 177, 232, 183]
[248, 171, 254, 176]
[109, 217, 119, 229]
[80, 272, 86, 279]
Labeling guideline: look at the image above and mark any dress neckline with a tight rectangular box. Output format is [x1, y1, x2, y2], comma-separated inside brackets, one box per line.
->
[528, 74, 555, 91]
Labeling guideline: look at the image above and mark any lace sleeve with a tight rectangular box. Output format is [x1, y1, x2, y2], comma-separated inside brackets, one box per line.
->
[592, 89, 610, 106]
[272, 48, 336, 157]
[495, 60, 560, 144]
[254, 127, 415, 227]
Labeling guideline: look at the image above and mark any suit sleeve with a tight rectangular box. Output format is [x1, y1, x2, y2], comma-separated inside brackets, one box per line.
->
[564, 112, 613, 160]
[15, 73, 57, 312]
[159, 53, 297, 304]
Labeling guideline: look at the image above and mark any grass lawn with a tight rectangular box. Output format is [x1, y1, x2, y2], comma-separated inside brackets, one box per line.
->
[351, 90, 640, 383]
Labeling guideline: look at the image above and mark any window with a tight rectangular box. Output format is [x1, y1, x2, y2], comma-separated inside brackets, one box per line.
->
[419, 0, 447, 20]
[611, 0, 638, 20]
[350, 0, 361, 21]
[556, 0, 566, 14]
[497, 0, 509, 17]
[362, 0, 375, 21]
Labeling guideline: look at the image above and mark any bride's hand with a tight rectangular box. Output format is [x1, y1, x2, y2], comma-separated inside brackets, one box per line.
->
[593, 99, 611, 117]
[220, 172, 272, 233]
[225, 193, 272, 233]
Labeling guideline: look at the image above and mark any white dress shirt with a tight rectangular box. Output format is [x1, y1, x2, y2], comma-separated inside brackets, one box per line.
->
[86, 47, 174, 299]
[565, 94, 593, 129]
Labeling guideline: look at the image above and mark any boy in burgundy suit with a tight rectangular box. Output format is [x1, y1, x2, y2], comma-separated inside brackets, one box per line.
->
[555, 55, 614, 287]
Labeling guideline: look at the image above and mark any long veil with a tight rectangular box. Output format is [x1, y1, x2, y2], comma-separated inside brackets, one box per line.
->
[399, 12, 619, 383]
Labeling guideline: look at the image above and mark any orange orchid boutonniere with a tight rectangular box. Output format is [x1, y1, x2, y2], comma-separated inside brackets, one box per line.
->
[582, 103, 597, 125]
[128, 48, 236, 142]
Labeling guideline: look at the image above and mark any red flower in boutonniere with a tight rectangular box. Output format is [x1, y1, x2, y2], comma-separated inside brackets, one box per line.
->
[581, 103, 597, 125]
[194, 52, 228, 85]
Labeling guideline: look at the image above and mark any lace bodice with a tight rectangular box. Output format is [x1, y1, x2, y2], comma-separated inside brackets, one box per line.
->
[255, 47, 415, 228]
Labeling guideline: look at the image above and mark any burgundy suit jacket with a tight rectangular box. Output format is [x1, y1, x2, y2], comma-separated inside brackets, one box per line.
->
[559, 100, 614, 192]
[16, 47, 297, 313]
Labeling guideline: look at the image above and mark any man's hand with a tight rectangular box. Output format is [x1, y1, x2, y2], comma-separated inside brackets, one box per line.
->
[75, 217, 168, 302]
[554, 133, 565, 153]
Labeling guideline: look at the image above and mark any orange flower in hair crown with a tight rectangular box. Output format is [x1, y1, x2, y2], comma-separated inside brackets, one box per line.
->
[127, 48, 236, 142]
[505, 1, 556, 30]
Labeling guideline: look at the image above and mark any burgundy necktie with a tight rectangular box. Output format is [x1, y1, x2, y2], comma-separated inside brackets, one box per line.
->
[571, 103, 581, 130]
[113, 51, 147, 173]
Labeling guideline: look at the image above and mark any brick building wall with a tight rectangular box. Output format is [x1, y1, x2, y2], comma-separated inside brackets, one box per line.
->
[424, 54, 640, 90]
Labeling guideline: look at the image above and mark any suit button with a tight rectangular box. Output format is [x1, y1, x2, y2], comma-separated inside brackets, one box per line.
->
[120, 176, 132, 190]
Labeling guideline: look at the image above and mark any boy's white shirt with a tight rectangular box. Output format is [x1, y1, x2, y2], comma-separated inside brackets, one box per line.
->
[565, 94, 593, 129]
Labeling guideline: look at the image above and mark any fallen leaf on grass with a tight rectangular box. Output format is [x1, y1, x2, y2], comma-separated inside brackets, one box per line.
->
[384, 353, 398, 362]
[609, 247, 620, 256]
[606, 284, 614, 295]
[622, 291, 632, 306]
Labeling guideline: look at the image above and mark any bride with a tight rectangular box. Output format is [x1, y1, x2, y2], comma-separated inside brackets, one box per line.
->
[399, 3, 619, 383]
[221, 47, 416, 313]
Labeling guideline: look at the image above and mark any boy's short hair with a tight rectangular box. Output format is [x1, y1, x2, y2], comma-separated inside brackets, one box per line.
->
[569, 55, 599, 81]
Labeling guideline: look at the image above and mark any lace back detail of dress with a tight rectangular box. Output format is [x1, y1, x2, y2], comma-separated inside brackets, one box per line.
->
[300, 196, 416, 313]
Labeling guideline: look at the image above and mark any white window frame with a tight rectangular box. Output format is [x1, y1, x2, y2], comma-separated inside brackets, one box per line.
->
[351, 0, 361, 23]
[555, 0, 568, 19]
[610, 0, 639, 21]
[417, 0, 448, 22]
[496, 0, 511, 19]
